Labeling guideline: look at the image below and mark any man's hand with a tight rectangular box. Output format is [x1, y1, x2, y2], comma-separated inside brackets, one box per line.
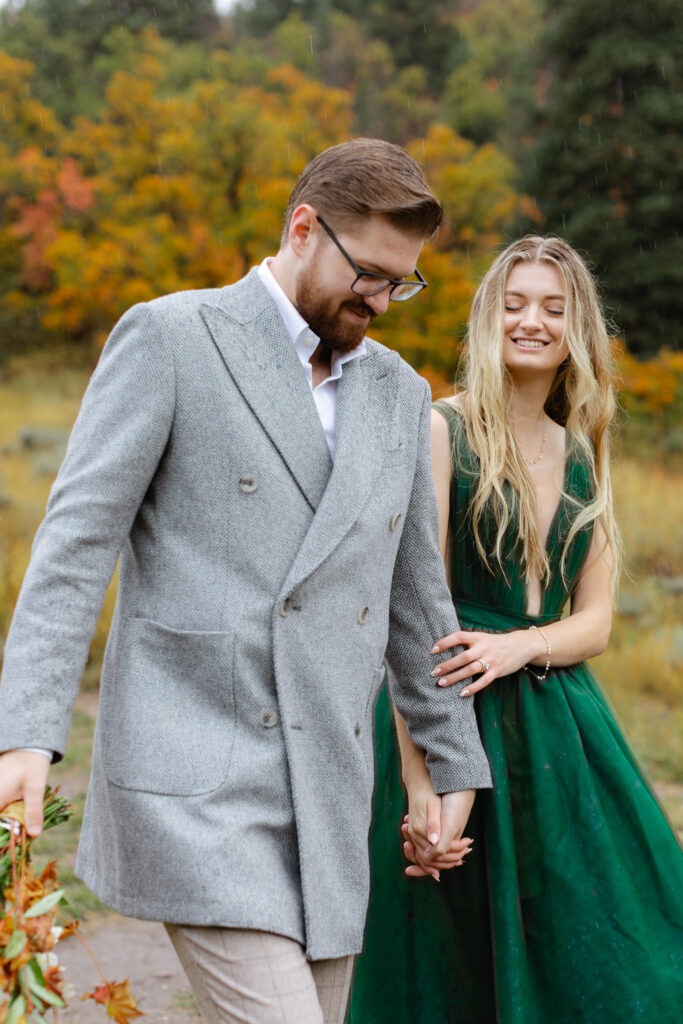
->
[431, 789, 475, 856]
[0, 750, 51, 836]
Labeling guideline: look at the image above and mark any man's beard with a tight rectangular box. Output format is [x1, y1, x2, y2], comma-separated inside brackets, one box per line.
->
[295, 266, 375, 355]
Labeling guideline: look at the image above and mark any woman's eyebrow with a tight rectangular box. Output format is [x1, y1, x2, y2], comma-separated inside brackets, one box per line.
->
[504, 290, 565, 301]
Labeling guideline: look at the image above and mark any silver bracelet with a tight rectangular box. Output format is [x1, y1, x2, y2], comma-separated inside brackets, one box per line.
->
[524, 624, 551, 681]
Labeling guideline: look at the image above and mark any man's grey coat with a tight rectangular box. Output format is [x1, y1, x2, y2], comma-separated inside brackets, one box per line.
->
[0, 269, 491, 959]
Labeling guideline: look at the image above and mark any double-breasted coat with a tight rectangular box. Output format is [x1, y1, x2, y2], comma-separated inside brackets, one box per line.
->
[0, 269, 491, 959]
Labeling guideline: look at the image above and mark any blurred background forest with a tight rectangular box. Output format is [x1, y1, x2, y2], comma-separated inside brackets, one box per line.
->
[0, 0, 681, 876]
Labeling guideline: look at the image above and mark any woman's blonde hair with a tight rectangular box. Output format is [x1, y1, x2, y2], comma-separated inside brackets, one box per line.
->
[448, 235, 621, 590]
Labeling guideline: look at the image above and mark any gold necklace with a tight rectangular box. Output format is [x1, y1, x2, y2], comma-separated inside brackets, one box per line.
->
[522, 415, 548, 465]
[525, 430, 548, 465]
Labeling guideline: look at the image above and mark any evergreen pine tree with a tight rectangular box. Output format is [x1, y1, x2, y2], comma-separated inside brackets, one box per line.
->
[522, 0, 683, 355]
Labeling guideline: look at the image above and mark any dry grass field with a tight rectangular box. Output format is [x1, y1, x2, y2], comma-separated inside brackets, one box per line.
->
[0, 352, 681, 921]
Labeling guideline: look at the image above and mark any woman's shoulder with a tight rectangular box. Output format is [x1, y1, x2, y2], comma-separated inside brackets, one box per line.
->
[431, 394, 478, 476]
[432, 393, 466, 429]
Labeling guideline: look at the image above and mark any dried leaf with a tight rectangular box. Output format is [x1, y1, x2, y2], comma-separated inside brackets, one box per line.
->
[0, 803, 25, 826]
[82, 979, 144, 1023]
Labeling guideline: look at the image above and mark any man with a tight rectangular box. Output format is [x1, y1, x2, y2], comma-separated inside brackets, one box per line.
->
[0, 139, 491, 1023]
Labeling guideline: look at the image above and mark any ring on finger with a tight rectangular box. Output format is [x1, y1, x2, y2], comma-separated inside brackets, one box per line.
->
[476, 659, 490, 673]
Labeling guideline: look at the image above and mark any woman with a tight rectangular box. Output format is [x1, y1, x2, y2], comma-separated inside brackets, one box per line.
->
[349, 237, 683, 1024]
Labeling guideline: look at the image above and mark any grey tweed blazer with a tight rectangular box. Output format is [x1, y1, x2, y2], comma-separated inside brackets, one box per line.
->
[0, 269, 491, 959]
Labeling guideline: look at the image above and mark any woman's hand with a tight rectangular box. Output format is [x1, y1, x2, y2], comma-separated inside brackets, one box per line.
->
[430, 628, 546, 697]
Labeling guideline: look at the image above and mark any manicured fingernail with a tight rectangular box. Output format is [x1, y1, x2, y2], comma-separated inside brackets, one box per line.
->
[460, 689, 470, 697]
[430, 644, 439, 654]
[429, 833, 439, 846]
[430, 667, 440, 676]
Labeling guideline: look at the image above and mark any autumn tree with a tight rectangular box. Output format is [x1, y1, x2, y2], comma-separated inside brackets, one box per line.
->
[521, 0, 683, 355]
[369, 124, 528, 393]
[9, 34, 352, 348]
[0, 0, 219, 122]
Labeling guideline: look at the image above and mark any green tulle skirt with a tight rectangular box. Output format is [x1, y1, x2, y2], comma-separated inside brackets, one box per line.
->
[349, 664, 683, 1024]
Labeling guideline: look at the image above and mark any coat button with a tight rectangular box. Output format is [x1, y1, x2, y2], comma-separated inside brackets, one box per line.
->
[239, 475, 258, 494]
[357, 606, 370, 625]
[354, 723, 362, 739]
[279, 598, 293, 617]
[260, 708, 280, 728]
[389, 512, 402, 532]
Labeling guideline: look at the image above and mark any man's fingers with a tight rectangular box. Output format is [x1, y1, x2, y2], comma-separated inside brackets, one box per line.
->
[0, 751, 50, 837]
[23, 776, 46, 836]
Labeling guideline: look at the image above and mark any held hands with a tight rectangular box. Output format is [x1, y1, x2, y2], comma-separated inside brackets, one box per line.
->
[0, 750, 51, 836]
[430, 628, 546, 697]
[402, 784, 475, 881]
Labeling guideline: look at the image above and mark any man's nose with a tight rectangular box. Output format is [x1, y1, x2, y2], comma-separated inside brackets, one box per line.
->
[364, 288, 392, 316]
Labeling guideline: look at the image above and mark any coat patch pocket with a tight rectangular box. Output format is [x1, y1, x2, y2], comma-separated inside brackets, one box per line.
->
[103, 617, 235, 796]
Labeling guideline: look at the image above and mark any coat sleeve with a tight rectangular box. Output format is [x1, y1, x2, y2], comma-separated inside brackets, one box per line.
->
[0, 303, 175, 759]
[384, 381, 492, 793]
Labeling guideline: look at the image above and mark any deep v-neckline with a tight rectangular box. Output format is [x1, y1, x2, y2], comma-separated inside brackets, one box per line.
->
[524, 432, 569, 617]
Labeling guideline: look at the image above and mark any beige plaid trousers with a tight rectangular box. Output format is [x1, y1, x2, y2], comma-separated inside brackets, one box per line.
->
[166, 925, 355, 1024]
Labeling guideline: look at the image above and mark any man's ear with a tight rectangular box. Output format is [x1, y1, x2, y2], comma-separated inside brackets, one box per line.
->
[287, 204, 318, 257]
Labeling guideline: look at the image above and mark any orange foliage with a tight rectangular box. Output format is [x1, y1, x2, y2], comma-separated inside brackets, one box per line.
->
[615, 341, 683, 420]
[0, 34, 673, 423]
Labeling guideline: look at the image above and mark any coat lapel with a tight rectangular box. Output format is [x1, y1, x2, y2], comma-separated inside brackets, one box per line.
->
[282, 348, 401, 595]
[199, 271, 333, 511]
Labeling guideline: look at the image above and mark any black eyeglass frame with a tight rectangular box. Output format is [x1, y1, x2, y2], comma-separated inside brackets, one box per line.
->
[315, 215, 428, 301]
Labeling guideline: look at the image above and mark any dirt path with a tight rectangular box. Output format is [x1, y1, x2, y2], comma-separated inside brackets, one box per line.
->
[58, 916, 200, 1022]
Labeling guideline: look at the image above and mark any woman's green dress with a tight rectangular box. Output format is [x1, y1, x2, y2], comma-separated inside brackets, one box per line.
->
[349, 402, 683, 1024]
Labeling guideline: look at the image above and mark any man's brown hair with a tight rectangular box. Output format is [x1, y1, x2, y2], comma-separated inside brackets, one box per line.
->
[282, 138, 442, 244]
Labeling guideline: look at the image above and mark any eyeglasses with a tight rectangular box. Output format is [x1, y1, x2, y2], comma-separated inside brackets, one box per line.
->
[316, 215, 428, 301]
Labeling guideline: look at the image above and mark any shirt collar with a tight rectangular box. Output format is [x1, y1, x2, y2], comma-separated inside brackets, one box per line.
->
[257, 258, 367, 377]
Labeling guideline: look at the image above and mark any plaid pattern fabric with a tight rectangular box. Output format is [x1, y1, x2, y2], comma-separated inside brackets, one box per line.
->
[166, 924, 354, 1023]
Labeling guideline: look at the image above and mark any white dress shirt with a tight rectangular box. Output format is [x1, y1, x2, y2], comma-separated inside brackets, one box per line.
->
[21, 264, 367, 760]
[257, 259, 366, 462]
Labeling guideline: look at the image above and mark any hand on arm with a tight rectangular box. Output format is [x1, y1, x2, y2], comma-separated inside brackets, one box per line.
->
[0, 750, 51, 836]
[431, 525, 614, 696]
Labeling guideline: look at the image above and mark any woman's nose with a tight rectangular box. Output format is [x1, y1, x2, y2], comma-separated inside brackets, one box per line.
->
[519, 305, 542, 330]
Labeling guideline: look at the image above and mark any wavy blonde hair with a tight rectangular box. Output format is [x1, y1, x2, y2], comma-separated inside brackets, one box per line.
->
[447, 235, 621, 590]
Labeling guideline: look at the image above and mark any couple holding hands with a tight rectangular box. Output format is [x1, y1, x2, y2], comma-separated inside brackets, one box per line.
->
[0, 139, 681, 1024]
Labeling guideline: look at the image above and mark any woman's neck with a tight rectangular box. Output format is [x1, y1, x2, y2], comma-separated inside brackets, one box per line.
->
[507, 375, 553, 445]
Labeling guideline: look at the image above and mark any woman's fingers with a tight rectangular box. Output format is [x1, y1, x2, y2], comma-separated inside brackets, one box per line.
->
[459, 675, 496, 697]
[402, 821, 474, 864]
[403, 840, 440, 881]
[430, 631, 477, 654]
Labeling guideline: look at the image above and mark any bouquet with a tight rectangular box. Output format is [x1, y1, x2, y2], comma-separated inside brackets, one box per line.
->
[0, 788, 142, 1023]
